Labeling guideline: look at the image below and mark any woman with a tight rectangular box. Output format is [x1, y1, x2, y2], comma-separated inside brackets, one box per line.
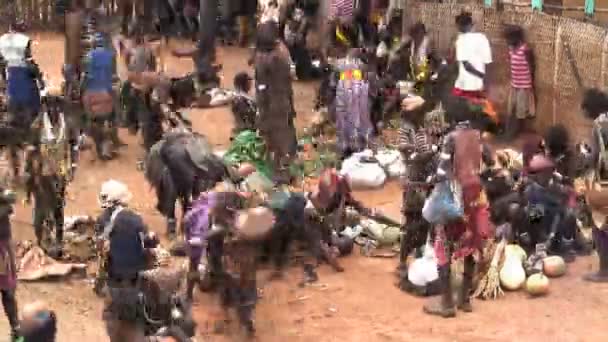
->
[254, 22, 297, 183]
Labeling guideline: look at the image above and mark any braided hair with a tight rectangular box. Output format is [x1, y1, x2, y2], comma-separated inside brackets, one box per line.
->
[582, 88, 608, 120]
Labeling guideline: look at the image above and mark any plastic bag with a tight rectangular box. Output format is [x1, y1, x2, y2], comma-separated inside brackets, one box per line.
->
[340, 151, 387, 189]
[408, 232, 439, 287]
[422, 181, 464, 224]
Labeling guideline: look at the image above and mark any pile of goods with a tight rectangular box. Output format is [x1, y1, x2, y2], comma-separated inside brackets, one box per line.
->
[290, 135, 339, 179]
[340, 149, 405, 190]
[223, 130, 272, 179]
[474, 240, 567, 299]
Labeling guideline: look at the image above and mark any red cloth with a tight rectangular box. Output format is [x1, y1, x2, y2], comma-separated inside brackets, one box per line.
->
[452, 88, 485, 101]
[435, 184, 493, 266]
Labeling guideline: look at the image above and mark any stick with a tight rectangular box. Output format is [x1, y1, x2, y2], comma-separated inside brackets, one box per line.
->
[287, 295, 311, 304]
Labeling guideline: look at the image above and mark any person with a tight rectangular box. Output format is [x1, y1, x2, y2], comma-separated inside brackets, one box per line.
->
[504, 25, 535, 140]
[452, 12, 492, 101]
[192, 189, 258, 336]
[18, 302, 57, 342]
[0, 187, 20, 341]
[235, 0, 258, 47]
[581, 88, 608, 184]
[407, 23, 433, 96]
[395, 104, 438, 286]
[302, 169, 376, 278]
[119, 32, 163, 161]
[230, 72, 257, 136]
[583, 216, 608, 283]
[284, 6, 312, 80]
[81, 33, 117, 161]
[171, 42, 221, 107]
[95, 180, 155, 341]
[519, 153, 576, 259]
[254, 21, 297, 184]
[424, 99, 493, 318]
[0, 20, 45, 183]
[24, 94, 70, 255]
[334, 49, 374, 159]
[326, 0, 360, 57]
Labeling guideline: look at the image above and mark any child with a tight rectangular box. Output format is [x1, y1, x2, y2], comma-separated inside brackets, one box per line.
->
[230, 72, 257, 136]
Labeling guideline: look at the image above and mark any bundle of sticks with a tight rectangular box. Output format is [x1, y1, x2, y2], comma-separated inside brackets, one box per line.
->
[473, 238, 506, 300]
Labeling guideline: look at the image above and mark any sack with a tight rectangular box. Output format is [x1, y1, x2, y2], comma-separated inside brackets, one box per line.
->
[340, 151, 387, 189]
[375, 149, 406, 178]
[361, 219, 400, 245]
[422, 181, 464, 224]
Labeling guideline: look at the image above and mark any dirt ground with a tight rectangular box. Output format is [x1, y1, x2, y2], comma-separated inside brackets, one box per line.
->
[1, 33, 607, 342]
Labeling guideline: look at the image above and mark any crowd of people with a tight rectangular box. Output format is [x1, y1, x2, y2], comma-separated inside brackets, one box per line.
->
[0, 0, 607, 341]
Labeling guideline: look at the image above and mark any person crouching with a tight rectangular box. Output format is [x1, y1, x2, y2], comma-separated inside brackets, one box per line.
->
[95, 180, 156, 341]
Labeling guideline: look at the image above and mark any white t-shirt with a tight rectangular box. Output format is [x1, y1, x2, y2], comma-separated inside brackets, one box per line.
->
[454, 32, 492, 92]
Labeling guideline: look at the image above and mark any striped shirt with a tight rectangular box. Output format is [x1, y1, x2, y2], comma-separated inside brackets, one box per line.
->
[508, 43, 533, 89]
[330, 0, 355, 21]
[398, 121, 432, 156]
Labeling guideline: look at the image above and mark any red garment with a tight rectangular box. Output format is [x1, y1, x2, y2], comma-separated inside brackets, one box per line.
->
[452, 88, 499, 123]
[509, 43, 533, 89]
[453, 128, 482, 190]
[330, 0, 355, 21]
[434, 185, 493, 266]
[452, 87, 485, 101]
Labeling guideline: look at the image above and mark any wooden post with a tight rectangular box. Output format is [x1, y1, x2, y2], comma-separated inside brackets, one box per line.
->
[199, 0, 218, 61]
[552, 23, 563, 125]
[65, 11, 83, 69]
[601, 33, 608, 89]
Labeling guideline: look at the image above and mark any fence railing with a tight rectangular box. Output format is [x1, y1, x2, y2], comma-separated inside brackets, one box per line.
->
[405, 2, 608, 141]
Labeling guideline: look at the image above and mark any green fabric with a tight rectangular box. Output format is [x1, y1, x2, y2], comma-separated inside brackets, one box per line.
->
[290, 136, 339, 179]
[585, 0, 595, 16]
[484, 0, 492, 7]
[531, 0, 543, 11]
[224, 130, 273, 179]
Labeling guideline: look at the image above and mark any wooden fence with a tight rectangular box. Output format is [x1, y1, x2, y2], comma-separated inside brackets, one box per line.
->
[0, 0, 121, 29]
[405, 2, 608, 141]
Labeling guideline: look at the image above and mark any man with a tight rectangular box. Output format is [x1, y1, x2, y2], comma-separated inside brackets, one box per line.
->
[424, 99, 493, 318]
[0, 187, 20, 341]
[0, 20, 45, 182]
[254, 22, 297, 184]
[504, 25, 535, 140]
[453, 12, 492, 100]
[24, 94, 70, 255]
[95, 180, 155, 341]
[284, 6, 312, 80]
[81, 33, 116, 161]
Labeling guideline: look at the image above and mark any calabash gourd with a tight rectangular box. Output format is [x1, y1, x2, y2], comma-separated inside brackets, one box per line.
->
[543, 256, 566, 278]
[500, 245, 527, 290]
[526, 273, 550, 296]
